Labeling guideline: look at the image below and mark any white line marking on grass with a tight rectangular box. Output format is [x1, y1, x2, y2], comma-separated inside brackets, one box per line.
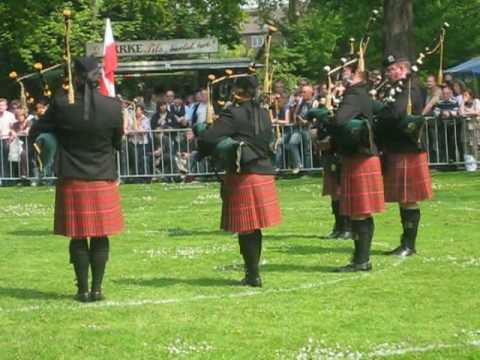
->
[0, 258, 406, 315]
[367, 340, 480, 358]
[1, 275, 365, 314]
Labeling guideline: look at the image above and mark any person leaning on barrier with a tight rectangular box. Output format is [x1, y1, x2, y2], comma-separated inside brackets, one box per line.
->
[197, 75, 282, 287]
[433, 84, 463, 163]
[29, 56, 124, 303]
[10, 107, 31, 180]
[288, 85, 314, 173]
[376, 55, 432, 257]
[461, 89, 480, 117]
[0, 98, 16, 181]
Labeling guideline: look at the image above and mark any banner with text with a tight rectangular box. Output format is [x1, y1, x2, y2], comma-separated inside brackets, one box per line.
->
[86, 38, 219, 57]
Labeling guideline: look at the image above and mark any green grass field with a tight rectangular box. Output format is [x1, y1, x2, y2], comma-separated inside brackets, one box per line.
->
[1, 172, 479, 359]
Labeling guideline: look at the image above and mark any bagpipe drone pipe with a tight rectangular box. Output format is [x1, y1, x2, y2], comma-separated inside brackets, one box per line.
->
[192, 68, 264, 174]
[193, 25, 278, 173]
[371, 22, 450, 148]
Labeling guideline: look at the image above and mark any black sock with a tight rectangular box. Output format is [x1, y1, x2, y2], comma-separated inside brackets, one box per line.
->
[340, 216, 352, 233]
[403, 209, 421, 250]
[90, 237, 109, 292]
[331, 200, 340, 232]
[69, 238, 89, 293]
[238, 230, 261, 278]
[351, 218, 373, 264]
[399, 208, 408, 247]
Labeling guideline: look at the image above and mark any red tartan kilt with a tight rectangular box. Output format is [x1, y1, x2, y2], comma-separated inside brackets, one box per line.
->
[322, 170, 341, 197]
[340, 155, 385, 217]
[221, 174, 281, 233]
[54, 179, 124, 238]
[384, 152, 433, 203]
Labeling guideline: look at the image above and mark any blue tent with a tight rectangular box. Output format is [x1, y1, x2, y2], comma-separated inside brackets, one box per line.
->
[445, 57, 480, 75]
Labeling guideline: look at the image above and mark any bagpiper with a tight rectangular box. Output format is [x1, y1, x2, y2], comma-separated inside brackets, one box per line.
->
[329, 63, 385, 272]
[197, 75, 282, 287]
[377, 55, 432, 256]
[30, 57, 124, 302]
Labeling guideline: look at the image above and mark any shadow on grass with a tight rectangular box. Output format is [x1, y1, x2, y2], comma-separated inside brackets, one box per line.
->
[263, 263, 338, 273]
[167, 228, 225, 237]
[271, 244, 384, 256]
[114, 277, 239, 287]
[0, 287, 71, 300]
[7, 229, 52, 237]
[265, 234, 324, 241]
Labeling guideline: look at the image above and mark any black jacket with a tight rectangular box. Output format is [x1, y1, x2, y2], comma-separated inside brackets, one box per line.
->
[29, 91, 123, 180]
[198, 100, 275, 175]
[330, 82, 376, 156]
[377, 76, 426, 153]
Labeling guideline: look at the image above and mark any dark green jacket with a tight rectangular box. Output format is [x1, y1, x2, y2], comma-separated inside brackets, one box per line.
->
[198, 100, 275, 175]
[29, 91, 123, 180]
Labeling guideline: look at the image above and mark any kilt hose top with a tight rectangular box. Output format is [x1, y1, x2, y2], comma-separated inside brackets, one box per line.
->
[221, 174, 281, 234]
[54, 179, 124, 238]
[383, 151, 433, 203]
[339, 155, 385, 217]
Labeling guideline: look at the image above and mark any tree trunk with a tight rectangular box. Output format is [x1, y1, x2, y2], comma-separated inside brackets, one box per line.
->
[383, 0, 416, 62]
[288, 0, 298, 24]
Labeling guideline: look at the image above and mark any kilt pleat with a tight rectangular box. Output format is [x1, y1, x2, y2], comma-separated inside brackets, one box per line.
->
[340, 155, 385, 217]
[221, 174, 281, 233]
[54, 179, 124, 238]
[322, 170, 341, 197]
[384, 152, 433, 203]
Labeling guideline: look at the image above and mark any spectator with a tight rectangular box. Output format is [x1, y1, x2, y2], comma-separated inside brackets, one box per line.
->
[272, 94, 292, 171]
[10, 108, 31, 179]
[150, 101, 169, 130]
[190, 89, 208, 126]
[184, 94, 196, 123]
[126, 104, 152, 176]
[461, 89, 480, 117]
[460, 89, 480, 164]
[452, 80, 466, 108]
[433, 84, 462, 163]
[8, 99, 21, 114]
[422, 74, 442, 115]
[30, 99, 52, 185]
[0, 98, 15, 180]
[433, 84, 459, 118]
[288, 85, 314, 173]
[171, 97, 187, 128]
[274, 80, 287, 98]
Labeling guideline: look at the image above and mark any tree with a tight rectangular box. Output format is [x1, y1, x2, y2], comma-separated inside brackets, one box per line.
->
[0, 0, 247, 98]
[383, 0, 415, 61]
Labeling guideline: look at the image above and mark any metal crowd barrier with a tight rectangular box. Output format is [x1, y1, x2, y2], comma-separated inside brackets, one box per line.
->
[0, 117, 478, 184]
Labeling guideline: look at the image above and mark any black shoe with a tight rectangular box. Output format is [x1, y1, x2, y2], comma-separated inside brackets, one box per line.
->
[335, 261, 372, 273]
[384, 246, 416, 257]
[337, 231, 352, 240]
[74, 292, 90, 303]
[240, 275, 262, 287]
[321, 230, 341, 239]
[89, 291, 105, 302]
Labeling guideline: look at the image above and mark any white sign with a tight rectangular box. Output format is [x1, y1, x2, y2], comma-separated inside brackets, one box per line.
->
[86, 38, 219, 57]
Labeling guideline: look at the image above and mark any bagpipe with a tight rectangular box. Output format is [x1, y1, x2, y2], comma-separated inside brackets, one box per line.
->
[372, 22, 450, 147]
[8, 9, 76, 171]
[306, 9, 381, 153]
[193, 25, 278, 173]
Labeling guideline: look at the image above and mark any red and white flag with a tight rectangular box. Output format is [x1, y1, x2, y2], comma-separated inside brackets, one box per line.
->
[99, 18, 118, 97]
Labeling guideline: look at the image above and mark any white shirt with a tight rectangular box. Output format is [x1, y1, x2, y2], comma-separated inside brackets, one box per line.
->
[195, 102, 207, 124]
[0, 111, 15, 139]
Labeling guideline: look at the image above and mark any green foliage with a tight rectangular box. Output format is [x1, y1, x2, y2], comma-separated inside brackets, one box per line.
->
[0, 0, 246, 98]
[0, 173, 480, 358]
[261, 0, 480, 83]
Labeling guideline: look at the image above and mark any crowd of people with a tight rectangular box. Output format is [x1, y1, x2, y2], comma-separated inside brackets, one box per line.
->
[0, 72, 479, 186]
